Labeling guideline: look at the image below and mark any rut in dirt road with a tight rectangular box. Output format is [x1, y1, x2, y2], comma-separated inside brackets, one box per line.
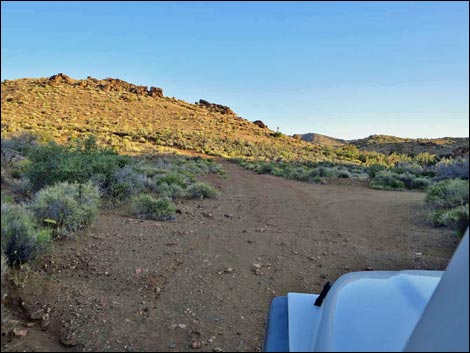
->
[4, 160, 458, 352]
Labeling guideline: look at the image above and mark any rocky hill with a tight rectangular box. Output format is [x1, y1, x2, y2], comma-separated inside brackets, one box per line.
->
[2, 74, 468, 161]
[1, 74, 326, 162]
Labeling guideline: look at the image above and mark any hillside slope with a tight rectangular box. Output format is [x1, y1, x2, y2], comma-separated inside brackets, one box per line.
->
[2, 74, 468, 161]
[1, 74, 325, 162]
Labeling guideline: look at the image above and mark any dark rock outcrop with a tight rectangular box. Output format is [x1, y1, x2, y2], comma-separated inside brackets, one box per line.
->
[253, 120, 268, 129]
[197, 99, 235, 115]
[49, 73, 75, 86]
[47, 74, 164, 98]
[149, 86, 163, 98]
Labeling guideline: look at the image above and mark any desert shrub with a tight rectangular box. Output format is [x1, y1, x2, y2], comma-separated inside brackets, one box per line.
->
[410, 177, 432, 190]
[397, 172, 417, 189]
[254, 162, 274, 175]
[186, 182, 218, 199]
[309, 166, 335, 178]
[387, 171, 432, 190]
[1, 202, 51, 265]
[136, 165, 166, 179]
[393, 162, 424, 176]
[426, 179, 469, 235]
[24, 137, 132, 192]
[157, 173, 187, 188]
[144, 154, 225, 178]
[336, 169, 352, 178]
[368, 164, 387, 179]
[30, 181, 100, 236]
[425, 179, 469, 209]
[130, 194, 176, 220]
[351, 172, 370, 181]
[431, 206, 469, 235]
[9, 159, 30, 179]
[270, 166, 285, 177]
[311, 175, 323, 184]
[270, 131, 283, 138]
[434, 158, 469, 181]
[414, 152, 436, 167]
[206, 160, 226, 176]
[285, 167, 310, 181]
[369, 171, 405, 190]
[1, 132, 41, 155]
[107, 165, 145, 200]
[155, 182, 185, 200]
[1, 192, 14, 204]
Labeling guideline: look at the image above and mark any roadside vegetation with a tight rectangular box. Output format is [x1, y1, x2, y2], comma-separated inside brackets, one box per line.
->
[232, 152, 469, 237]
[1, 133, 225, 269]
[425, 179, 469, 235]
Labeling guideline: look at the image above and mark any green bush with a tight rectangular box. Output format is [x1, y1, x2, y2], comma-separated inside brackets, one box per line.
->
[411, 177, 432, 190]
[1, 132, 41, 155]
[397, 172, 416, 189]
[206, 160, 226, 176]
[130, 194, 176, 220]
[393, 162, 424, 176]
[286, 167, 310, 181]
[431, 206, 469, 235]
[186, 182, 218, 199]
[311, 175, 323, 184]
[425, 179, 469, 209]
[157, 173, 187, 188]
[107, 165, 145, 200]
[309, 166, 334, 178]
[368, 164, 387, 179]
[156, 182, 185, 200]
[24, 136, 132, 192]
[1, 202, 51, 265]
[369, 171, 405, 190]
[336, 169, 352, 178]
[434, 158, 469, 181]
[426, 179, 469, 235]
[254, 162, 274, 175]
[30, 181, 100, 236]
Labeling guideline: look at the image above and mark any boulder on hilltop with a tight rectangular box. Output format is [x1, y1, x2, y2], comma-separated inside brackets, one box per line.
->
[149, 86, 163, 98]
[47, 74, 164, 98]
[48, 73, 75, 86]
[253, 120, 268, 129]
[196, 99, 235, 115]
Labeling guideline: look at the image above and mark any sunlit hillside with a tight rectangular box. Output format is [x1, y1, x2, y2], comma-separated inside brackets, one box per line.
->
[2, 74, 330, 162]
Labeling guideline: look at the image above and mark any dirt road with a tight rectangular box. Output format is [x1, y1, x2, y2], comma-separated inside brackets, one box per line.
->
[2, 160, 458, 352]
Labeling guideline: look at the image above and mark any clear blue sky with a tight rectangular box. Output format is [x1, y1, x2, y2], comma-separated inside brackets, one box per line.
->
[2, 1, 469, 139]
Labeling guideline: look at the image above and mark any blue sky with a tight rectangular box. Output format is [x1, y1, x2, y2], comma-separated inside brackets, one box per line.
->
[1, 1, 468, 139]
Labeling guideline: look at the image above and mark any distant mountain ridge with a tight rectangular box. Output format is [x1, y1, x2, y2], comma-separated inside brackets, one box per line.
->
[294, 132, 469, 157]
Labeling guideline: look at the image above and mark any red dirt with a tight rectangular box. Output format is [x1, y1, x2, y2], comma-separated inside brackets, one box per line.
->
[1, 160, 459, 352]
